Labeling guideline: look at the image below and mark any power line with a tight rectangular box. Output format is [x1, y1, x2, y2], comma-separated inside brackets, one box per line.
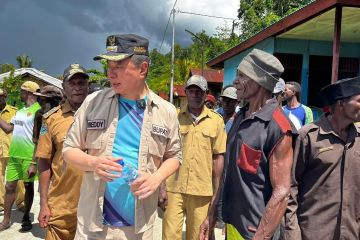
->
[159, 0, 178, 51]
[177, 10, 238, 21]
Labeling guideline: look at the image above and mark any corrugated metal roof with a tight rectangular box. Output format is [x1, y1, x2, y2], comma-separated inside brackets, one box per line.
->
[207, 0, 360, 68]
[158, 91, 169, 100]
[0, 68, 63, 89]
[190, 69, 224, 83]
[174, 85, 186, 97]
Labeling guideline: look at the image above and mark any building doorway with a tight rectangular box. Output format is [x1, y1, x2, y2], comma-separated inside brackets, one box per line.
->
[308, 55, 359, 107]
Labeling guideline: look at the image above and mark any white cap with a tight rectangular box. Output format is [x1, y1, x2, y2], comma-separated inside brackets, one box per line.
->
[185, 75, 208, 91]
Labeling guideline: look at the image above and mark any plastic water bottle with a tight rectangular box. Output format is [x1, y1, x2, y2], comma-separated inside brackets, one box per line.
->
[118, 160, 138, 185]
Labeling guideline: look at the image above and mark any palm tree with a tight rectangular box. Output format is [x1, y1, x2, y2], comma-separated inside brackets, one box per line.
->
[16, 54, 32, 68]
[0, 63, 15, 74]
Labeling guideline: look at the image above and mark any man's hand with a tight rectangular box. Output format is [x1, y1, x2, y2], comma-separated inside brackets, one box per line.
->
[158, 183, 168, 211]
[38, 203, 52, 228]
[91, 156, 122, 182]
[27, 164, 37, 178]
[199, 215, 216, 240]
[131, 172, 162, 200]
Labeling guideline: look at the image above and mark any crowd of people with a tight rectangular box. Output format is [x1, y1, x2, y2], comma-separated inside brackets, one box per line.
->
[0, 33, 359, 240]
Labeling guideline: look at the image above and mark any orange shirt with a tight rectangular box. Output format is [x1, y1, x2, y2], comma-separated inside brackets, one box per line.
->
[0, 105, 17, 158]
[36, 101, 83, 216]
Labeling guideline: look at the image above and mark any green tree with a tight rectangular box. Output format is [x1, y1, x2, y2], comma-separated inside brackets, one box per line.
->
[238, 0, 313, 40]
[1, 70, 24, 108]
[147, 48, 172, 93]
[16, 54, 32, 68]
[147, 27, 241, 94]
[0, 63, 15, 74]
[87, 60, 110, 87]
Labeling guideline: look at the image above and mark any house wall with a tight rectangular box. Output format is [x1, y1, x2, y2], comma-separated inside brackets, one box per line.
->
[223, 38, 360, 104]
[223, 38, 275, 87]
[275, 38, 360, 103]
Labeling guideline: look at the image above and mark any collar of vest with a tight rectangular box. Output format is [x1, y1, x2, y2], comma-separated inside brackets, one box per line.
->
[241, 98, 278, 122]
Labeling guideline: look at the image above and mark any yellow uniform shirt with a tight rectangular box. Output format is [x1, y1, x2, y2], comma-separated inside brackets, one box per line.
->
[0, 105, 17, 158]
[35, 101, 82, 240]
[166, 106, 227, 196]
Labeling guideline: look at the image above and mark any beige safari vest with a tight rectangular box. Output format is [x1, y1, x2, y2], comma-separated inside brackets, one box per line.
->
[63, 87, 182, 234]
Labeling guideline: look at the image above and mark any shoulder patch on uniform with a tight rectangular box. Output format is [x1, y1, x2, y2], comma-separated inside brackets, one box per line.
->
[273, 107, 292, 133]
[40, 122, 48, 135]
[43, 106, 61, 119]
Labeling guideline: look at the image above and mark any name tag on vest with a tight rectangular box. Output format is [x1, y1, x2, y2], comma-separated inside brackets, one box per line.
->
[152, 124, 169, 138]
[87, 119, 106, 130]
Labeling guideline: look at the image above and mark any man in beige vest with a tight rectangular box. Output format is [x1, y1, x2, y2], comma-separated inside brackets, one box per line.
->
[63, 34, 182, 240]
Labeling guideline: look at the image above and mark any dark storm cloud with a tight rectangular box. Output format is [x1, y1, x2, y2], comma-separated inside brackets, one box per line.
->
[0, 0, 15, 12]
[32, 0, 170, 43]
[0, 0, 236, 75]
[31, 0, 207, 48]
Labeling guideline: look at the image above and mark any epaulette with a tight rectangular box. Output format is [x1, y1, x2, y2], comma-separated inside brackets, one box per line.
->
[43, 105, 61, 119]
[5, 105, 17, 111]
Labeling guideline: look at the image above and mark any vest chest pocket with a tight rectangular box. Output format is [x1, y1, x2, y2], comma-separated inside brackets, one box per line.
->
[148, 135, 168, 170]
[236, 143, 262, 174]
[149, 134, 167, 158]
[85, 131, 104, 156]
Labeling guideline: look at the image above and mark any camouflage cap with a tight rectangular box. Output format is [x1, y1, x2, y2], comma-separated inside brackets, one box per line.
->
[220, 86, 237, 100]
[21, 81, 40, 93]
[185, 75, 208, 91]
[63, 63, 89, 82]
[34, 85, 63, 98]
[94, 34, 149, 61]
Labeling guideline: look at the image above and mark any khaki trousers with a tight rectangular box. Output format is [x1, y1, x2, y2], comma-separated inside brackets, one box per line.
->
[162, 192, 211, 240]
[45, 211, 78, 240]
[0, 157, 25, 208]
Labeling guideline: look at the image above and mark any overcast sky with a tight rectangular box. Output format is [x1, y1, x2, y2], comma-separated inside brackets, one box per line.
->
[0, 0, 239, 76]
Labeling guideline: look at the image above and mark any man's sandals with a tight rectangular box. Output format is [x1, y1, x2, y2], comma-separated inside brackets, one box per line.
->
[0, 222, 11, 232]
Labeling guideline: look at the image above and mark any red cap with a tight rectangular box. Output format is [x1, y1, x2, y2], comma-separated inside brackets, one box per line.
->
[205, 94, 216, 104]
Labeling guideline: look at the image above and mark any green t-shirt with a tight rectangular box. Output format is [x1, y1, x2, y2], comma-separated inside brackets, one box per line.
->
[9, 102, 41, 160]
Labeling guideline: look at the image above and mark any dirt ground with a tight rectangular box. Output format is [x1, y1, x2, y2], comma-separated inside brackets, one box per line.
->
[0, 181, 225, 240]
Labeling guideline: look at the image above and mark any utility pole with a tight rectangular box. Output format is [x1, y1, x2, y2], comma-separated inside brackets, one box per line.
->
[170, 8, 176, 103]
[185, 29, 205, 76]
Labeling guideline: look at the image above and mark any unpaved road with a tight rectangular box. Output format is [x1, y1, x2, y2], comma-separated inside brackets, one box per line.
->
[0, 181, 225, 239]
